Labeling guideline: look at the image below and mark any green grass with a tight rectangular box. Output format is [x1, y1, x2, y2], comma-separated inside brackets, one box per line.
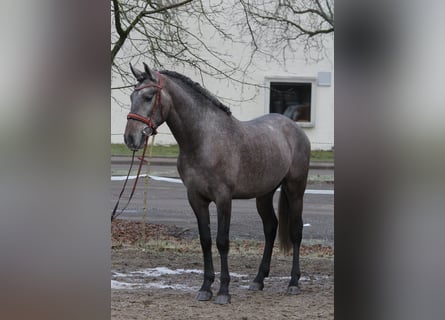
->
[310, 150, 334, 162]
[112, 143, 333, 161]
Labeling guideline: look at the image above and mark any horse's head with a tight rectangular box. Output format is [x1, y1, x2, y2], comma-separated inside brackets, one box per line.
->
[124, 63, 170, 150]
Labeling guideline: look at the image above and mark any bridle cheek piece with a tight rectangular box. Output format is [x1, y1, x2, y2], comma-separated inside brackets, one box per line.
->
[127, 73, 164, 136]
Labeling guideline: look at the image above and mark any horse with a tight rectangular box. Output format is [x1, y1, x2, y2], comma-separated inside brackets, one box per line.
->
[124, 63, 311, 305]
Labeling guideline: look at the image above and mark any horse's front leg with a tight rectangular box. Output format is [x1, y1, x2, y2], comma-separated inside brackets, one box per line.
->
[214, 195, 232, 304]
[188, 191, 214, 301]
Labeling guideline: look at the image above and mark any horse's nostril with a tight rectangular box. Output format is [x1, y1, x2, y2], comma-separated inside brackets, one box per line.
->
[125, 134, 135, 149]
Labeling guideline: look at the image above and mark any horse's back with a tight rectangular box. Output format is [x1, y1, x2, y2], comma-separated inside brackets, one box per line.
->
[241, 113, 310, 158]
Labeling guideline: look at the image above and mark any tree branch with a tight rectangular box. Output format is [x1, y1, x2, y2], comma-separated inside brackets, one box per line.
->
[111, 0, 334, 99]
[112, 0, 125, 37]
[143, 0, 195, 15]
[240, 0, 259, 50]
[111, 0, 195, 64]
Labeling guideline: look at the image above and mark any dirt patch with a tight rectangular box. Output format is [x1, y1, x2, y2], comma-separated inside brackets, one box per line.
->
[112, 219, 186, 245]
[111, 220, 334, 320]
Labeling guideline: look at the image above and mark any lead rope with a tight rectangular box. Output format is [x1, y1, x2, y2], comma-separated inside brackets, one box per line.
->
[141, 134, 156, 243]
[111, 151, 135, 221]
[111, 135, 150, 221]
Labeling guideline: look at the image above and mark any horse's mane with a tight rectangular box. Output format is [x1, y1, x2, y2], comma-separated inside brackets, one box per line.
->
[159, 70, 232, 116]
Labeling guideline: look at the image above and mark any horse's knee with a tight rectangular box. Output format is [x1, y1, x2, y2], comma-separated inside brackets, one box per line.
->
[199, 236, 212, 251]
[216, 235, 229, 254]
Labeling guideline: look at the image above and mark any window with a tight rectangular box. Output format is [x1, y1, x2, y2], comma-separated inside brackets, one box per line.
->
[266, 78, 316, 127]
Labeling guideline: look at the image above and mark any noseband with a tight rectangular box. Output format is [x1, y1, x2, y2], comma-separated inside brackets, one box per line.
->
[127, 73, 164, 135]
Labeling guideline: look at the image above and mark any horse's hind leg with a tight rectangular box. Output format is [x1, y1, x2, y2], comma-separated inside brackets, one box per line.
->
[188, 191, 215, 301]
[249, 191, 278, 291]
[283, 178, 307, 295]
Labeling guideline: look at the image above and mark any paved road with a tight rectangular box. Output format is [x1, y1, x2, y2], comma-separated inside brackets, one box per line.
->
[111, 163, 334, 246]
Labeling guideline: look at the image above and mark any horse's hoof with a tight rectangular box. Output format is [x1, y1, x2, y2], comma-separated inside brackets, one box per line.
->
[287, 286, 301, 295]
[196, 290, 213, 301]
[248, 282, 264, 291]
[214, 294, 231, 305]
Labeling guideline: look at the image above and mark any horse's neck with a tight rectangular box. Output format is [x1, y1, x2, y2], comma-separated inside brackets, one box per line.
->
[164, 79, 233, 152]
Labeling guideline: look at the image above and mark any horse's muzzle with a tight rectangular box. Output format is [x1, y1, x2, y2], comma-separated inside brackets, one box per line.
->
[124, 132, 145, 151]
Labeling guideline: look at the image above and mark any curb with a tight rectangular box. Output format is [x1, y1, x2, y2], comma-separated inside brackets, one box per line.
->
[111, 156, 176, 166]
[309, 162, 335, 169]
[111, 156, 334, 169]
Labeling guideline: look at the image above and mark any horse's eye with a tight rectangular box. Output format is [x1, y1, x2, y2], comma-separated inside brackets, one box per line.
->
[144, 95, 153, 101]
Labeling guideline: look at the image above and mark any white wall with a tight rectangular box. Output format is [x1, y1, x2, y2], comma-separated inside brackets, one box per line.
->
[111, 9, 334, 150]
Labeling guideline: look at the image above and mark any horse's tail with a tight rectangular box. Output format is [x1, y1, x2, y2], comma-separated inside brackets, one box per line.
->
[278, 187, 293, 253]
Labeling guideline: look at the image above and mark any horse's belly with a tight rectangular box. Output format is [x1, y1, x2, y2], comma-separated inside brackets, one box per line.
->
[232, 190, 273, 200]
[231, 174, 284, 199]
[232, 187, 277, 199]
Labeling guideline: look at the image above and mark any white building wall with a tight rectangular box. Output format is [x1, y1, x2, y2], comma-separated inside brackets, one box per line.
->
[111, 11, 334, 150]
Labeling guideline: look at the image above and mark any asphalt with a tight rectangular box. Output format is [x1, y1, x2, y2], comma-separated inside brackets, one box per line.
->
[111, 156, 334, 245]
[111, 155, 334, 170]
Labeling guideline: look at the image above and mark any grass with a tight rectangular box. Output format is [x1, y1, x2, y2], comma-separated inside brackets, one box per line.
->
[310, 149, 334, 162]
[112, 143, 334, 161]
[114, 237, 333, 257]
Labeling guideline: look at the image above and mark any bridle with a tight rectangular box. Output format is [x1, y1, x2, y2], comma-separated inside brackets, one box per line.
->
[111, 73, 164, 221]
[127, 73, 164, 136]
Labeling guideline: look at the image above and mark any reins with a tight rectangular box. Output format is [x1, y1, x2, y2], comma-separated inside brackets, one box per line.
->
[111, 135, 150, 221]
[111, 73, 164, 221]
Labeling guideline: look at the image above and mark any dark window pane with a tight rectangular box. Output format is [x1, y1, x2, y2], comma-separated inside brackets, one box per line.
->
[269, 82, 311, 122]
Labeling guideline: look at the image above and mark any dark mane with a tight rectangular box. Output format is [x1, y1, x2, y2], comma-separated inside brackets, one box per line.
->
[160, 70, 232, 115]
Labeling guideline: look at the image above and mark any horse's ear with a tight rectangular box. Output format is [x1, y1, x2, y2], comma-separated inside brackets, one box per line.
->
[143, 63, 157, 82]
[130, 63, 145, 82]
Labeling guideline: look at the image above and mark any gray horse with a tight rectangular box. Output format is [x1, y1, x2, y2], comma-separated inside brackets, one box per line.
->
[124, 63, 311, 304]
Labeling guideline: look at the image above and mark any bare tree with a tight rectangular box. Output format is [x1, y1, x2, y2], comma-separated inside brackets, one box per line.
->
[111, 1, 243, 90]
[237, 0, 334, 61]
[111, 0, 334, 93]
